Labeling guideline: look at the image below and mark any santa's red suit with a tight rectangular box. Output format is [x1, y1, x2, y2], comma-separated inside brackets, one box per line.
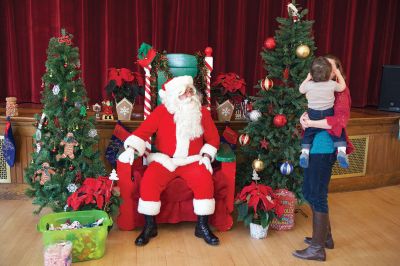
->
[124, 94, 220, 216]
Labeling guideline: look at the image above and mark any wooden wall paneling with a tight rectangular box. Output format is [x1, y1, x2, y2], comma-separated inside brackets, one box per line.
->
[1, 107, 399, 190]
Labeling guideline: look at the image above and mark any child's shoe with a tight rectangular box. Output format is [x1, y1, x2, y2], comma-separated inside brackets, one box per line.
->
[337, 151, 349, 168]
[299, 153, 309, 168]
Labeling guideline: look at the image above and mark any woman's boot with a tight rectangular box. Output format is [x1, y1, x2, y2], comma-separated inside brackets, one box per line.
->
[135, 215, 158, 246]
[293, 211, 328, 261]
[195, 215, 219, 245]
[304, 211, 334, 249]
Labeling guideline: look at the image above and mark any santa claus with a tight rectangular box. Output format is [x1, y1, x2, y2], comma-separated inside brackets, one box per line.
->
[119, 75, 220, 246]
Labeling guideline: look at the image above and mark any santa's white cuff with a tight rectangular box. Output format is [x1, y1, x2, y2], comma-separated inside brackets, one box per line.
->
[199, 144, 218, 162]
[193, 198, 215, 215]
[124, 135, 146, 156]
[138, 198, 161, 216]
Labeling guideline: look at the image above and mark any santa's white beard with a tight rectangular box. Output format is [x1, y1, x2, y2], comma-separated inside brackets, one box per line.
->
[172, 95, 203, 140]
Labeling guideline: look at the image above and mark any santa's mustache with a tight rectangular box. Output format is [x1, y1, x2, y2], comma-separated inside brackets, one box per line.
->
[177, 94, 201, 106]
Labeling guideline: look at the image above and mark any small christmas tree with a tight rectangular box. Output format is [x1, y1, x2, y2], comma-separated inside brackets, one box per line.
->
[237, 1, 316, 199]
[24, 29, 119, 215]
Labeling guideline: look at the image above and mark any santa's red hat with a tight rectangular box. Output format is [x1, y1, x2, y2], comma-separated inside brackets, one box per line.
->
[159, 75, 196, 101]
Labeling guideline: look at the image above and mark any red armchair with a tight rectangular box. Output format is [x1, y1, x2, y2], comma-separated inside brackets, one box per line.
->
[116, 143, 236, 231]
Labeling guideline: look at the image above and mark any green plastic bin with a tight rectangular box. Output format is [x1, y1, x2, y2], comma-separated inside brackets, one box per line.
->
[37, 210, 112, 262]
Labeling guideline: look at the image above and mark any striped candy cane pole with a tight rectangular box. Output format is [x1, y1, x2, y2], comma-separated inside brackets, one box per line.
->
[143, 66, 152, 164]
[204, 47, 213, 111]
[143, 66, 152, 120]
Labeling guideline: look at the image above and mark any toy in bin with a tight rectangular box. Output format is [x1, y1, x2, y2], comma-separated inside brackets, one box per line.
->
[38, 210, 112, 262]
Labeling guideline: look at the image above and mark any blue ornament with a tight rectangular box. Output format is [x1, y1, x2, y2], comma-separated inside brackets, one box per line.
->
[280, 161, 293, 175]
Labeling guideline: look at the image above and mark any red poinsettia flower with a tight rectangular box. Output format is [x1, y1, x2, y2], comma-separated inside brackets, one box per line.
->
[212, 72, 246, 95]
[236, 182, 284, 217]
[132, 72, 144, 86]
[108, 68, 134, 86]
[67, 176, 114, 211]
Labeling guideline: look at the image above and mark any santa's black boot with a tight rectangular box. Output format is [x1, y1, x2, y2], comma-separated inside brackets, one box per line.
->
[195, 215, 220, 246]
[135, 215, 158, 246]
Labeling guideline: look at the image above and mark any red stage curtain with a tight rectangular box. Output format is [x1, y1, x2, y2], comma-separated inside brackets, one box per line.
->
[0, 0, 399, 107]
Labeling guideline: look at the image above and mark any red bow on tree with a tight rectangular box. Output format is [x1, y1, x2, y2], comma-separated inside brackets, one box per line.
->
[108, 68, 134, 87]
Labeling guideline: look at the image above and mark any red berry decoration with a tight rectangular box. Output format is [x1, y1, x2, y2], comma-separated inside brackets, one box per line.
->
[283, 67, 289, 80]
[273, 114, 287, 127]
[264, 37, 276, 50]
[204, 47, 213, 56]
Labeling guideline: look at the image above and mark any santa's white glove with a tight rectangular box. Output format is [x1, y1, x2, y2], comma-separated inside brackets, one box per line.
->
[118, 148, 136, 165]
[199, 156, 213, 175]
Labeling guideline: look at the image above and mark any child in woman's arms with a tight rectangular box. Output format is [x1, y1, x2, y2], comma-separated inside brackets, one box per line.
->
[299, 57, 349, 168]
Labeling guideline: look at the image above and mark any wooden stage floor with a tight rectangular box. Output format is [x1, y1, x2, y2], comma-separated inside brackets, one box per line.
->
[0, 185, 399, 266]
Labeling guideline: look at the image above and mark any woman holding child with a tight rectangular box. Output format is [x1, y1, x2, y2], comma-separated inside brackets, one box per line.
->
[293, 55, 353, 262]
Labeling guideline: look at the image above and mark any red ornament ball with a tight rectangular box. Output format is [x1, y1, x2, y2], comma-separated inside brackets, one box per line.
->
[69, 165, 75, 171]
[273, 114, 287, 127]
[51, 147, 57, 153]
[260, 77, 273, 91]
[264, 37, 276, 49]
[204, 47, 213, 56]
[64, 63, 68, 68]
[43, 120, 48, 126]
[239, 134, 250, 146]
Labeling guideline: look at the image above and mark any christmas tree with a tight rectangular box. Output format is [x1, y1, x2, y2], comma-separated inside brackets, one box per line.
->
[24, 30, 119, 215]
[237, 1, 316, 199]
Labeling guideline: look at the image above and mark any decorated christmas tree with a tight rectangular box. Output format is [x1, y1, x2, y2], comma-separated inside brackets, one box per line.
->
[237, 1, 316, 199]
[24, 30, 120, 215]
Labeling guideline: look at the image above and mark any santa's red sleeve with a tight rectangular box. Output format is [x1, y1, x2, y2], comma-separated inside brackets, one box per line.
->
[124, 105, 164, 156]
[326, 88, 354, 154]
[199, 107, 220, 161]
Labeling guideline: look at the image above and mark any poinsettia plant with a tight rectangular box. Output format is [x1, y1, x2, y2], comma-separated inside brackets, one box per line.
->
[211, 72, 246, 104]
[235, 182, 284, 228]
[66, 176, 121, 217]
[105, 68, 145, 103]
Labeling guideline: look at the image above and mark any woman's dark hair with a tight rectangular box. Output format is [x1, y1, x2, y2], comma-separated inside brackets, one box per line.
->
[324, 54, 346, 80]
[310, 57, 332, 82]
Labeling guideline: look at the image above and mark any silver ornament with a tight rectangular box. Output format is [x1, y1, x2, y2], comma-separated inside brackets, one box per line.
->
[249, 110, 262, 121]
[52, 84, 60, 95]
[88, 129, 98, 138]
[67, 183, 78, 193]
[36, 142, 41, 153]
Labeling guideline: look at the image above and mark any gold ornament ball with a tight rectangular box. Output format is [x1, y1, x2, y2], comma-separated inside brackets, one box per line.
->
[252, 158, 265, 172]
[296, 44, 310, 58]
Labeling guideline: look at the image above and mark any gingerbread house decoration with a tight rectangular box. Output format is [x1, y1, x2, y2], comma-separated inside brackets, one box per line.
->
[116, 98, 134, 121]
[216, 100, 235, 122]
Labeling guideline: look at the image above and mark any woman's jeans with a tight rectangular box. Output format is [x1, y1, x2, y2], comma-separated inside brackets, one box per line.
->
[302, 153, 336, 213]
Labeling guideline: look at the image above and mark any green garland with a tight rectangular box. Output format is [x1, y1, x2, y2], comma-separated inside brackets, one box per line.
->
[149, 50, 209, 108]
